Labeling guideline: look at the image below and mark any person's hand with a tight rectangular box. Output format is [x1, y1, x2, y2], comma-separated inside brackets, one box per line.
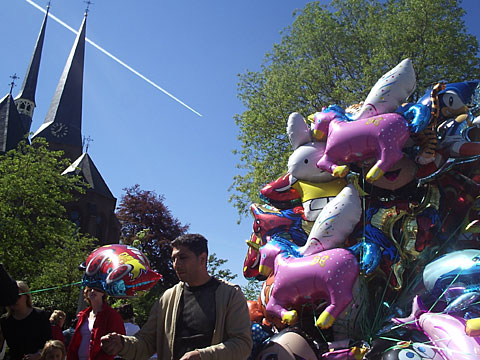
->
[101, 332, 124, 355]
[23, 352, 41, 360]
[179, 350, 201, 360]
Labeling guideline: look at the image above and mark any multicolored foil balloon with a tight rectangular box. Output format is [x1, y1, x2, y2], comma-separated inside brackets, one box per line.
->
[381, 342, 443, 360]
[423, 249, 480, 300]
[82, 244, 162, 297]
[392, 296, 480, 360]
[300, 183, 361, 255]
[248, 238, 359, 329]
[352, 58, 416, 121]
[313, 108, 412, 183]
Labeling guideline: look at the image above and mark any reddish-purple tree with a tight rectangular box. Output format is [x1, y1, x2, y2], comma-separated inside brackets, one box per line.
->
[116, 184, 189, 288]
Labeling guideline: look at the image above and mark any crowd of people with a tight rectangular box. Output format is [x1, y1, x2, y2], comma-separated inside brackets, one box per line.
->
[0, 234, 253, 360]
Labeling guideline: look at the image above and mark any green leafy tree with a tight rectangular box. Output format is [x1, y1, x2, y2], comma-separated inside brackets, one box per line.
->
[207, 253, 237, 282]
[241, 279, 263, 301]
[0, 138, 94, 318]
[31, 231, 93, 320]
[231, 0, 480, 216]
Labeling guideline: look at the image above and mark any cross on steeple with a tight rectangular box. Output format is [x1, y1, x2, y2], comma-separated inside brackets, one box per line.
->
[83, 135, 94, 153]
[84, 0, 94, 14]
[8, 74, 19, 94]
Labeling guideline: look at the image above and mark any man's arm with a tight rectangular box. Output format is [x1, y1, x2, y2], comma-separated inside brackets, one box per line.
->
[196, 286, 252, 360]
[102, 301, 158, 360]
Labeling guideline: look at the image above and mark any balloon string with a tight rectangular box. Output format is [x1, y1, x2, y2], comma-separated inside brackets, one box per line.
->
[390, 249, 480, 332]
[369, 197, 406, 340]
[308, 303, 328, 343]
[19, 281, 82, 295]
[369, 252, 395, 340]
[429, 249, 480, 313]
[361, 165, 366, 258]
[385, 184, 469, 333]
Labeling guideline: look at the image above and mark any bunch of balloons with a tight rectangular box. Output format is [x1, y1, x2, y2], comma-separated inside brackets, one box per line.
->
[243, 58, 480, 359]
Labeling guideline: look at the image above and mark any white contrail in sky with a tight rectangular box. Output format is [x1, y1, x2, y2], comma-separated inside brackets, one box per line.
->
[25, 0, 203, 117]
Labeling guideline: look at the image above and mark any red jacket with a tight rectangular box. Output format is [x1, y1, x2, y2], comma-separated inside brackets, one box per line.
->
[67, 303, 125, 360]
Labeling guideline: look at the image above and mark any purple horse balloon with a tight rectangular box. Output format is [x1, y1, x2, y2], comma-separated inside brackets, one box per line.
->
[247, 239, 359, 329]
[312, 109, 410, 183]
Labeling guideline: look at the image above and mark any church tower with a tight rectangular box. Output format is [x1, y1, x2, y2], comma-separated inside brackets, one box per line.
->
[0, 5, 49, 153]
[0, 92, 25, 153]
[30, 11, 119, 245]
[2, 7, 120, 245]
[32, 13, 86, 162]
[14, 5, 49, 135]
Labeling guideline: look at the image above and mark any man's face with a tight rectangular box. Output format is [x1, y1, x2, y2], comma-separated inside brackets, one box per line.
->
[171, 246, 206, 284]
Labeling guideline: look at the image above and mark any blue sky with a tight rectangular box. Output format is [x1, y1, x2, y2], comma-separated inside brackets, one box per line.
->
[1, 0, 479, 287]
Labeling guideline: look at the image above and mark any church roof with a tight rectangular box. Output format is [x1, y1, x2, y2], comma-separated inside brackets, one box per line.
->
[32, 14, 86, 152]
[0, 94, 26, 153]
[62, 152, 115, 200]
[15, 6, 49, 105]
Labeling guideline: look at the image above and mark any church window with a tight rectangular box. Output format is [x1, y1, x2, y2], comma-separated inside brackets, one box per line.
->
[96, 215, 104, 243]
[70, 210, 81, 227]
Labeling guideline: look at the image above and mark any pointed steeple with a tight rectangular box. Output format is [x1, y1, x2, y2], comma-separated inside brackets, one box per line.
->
[14, 5, 49, 134]
[0, 94, 26, 153]
[62, 153, 116, 200]
[32, 13, 87, 161]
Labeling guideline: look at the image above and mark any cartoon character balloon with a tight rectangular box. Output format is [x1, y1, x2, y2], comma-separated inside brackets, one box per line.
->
[381, 342, 443, 360]
[260, 112, 346, 221]
[81, 244, 162, 297]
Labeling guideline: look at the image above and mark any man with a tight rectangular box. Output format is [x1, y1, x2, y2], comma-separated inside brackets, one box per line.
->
[101, 234, 252, 360]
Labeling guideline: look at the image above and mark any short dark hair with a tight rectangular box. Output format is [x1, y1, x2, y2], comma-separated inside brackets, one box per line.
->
[171, 234, 208, 257]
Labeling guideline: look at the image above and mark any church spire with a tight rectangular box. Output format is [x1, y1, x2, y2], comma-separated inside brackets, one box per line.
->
[14, 4, 49, 134]
[32, 13, 87, 161]
[0, 94, 25, 154]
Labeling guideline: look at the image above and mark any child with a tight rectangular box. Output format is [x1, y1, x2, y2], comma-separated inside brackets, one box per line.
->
[40, 340, 65, 360]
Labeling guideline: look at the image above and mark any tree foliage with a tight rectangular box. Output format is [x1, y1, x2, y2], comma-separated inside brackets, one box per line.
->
[116, 185, 190, 288]
[207, 253, 237, 282]
[116, 186, 237, 325]
[231, 0, 480, 216]
[0, 138, 94, 318]
[241, 279, 263, 301]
